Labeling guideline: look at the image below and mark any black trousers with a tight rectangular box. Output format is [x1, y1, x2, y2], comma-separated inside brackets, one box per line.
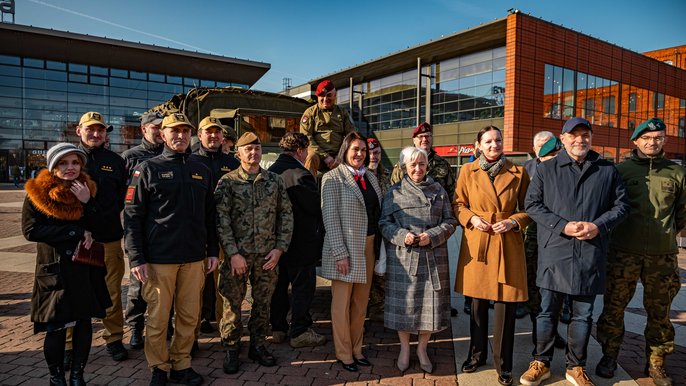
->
[124, 272, 147, 329]
[269, 262, 316, 338]
[467, 298, 517, 374]
[201, 272, 217, 321]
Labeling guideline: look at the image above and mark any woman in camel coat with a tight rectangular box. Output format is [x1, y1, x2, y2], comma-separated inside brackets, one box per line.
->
[454, 126, 530, 386]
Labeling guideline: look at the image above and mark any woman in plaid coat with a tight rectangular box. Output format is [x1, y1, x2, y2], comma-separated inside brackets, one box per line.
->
[379, 146, 457, 373]
[321, 132, 382, 372]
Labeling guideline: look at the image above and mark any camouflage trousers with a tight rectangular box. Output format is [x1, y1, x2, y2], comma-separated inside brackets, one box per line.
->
[217, 253, 278, 348]
[596, 249, 681, 364]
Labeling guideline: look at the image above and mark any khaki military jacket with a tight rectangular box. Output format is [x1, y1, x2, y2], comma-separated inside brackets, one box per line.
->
[300, 104, 355, 158]
[214, 167, 293, 257]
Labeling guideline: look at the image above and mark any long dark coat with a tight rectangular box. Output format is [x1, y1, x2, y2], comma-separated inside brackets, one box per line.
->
[379, 176, 457, 332]
[268, 153, 323, 266]
[23, 170, 111, 329]
[525, 150, 630, 295]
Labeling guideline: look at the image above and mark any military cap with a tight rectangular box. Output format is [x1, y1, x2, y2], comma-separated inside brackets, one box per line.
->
[198, 116, 225, 132]
[412, 122, 433, 138]
[141, 111, 164, 126]
[235, 132, 261, 147]
[367, 137, 380, 150]
[561, 117, 592, 134]
[162, 113, 194, 130]
[538, 137, 562, 157]
[79, 111, 113, 132]
[630, 118, 666, 141]
[316, 80, 335, 96]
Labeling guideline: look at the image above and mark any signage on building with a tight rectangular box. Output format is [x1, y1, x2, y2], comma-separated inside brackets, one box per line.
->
[0, 0, 14, 23]
[433, 144, 475, 157]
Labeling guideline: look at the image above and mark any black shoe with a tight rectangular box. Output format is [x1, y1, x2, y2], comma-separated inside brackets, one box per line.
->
[498, 371, 513, 385]
[130, 327, 144, 349]
[515, 303, 528, 319]
[339, 361, 358, 372]
[190, 341, 200, 358]
[69, 361, 86, 386]
[49, 364, 67, 386]
[451, 307, 458, 317]
[354, 356, 371, 366]
[595, 355, 617, 378]
[461, 358, 485, 373]
[199, 319, 214, 334]
[149, 368, 167, 386]
[169, 367, 203, 386]
[560, 307, 572, 324]
[248, 344, 276, 367]
[223, 349, 240, 374]
[554, 333, 566, 349]
[106, 340, 129, 361]
[63, 350, 72, 372]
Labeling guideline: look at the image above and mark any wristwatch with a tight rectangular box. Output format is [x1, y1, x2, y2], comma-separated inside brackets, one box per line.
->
[510, 219, 518, 230]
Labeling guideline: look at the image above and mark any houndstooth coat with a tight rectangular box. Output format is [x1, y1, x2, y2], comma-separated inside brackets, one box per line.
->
[321, 164, 382, 283]
[379, 175, 457, 332]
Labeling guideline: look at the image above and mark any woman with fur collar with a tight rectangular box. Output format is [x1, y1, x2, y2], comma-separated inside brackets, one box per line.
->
[22, 143, 111, 386]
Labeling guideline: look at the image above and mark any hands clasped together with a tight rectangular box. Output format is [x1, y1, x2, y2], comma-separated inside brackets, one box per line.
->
[470, 216, 515, 234]
[562, 221, 599, 240]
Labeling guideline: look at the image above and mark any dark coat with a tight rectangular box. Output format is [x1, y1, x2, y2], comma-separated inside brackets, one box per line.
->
[268, 153, 323, 266]
[23, 170, 111, 328]
[525, 150, 630, 295]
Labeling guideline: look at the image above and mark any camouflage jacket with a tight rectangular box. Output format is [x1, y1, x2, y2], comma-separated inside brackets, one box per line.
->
[214, 167, 293, 257]
[370, 165, 392, 197]
[391, 149, 455, 199]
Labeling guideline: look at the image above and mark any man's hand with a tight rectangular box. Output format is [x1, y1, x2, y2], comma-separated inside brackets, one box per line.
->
[563, 221, 584, 237]
[230, 253, 248, 276]
[574, 222, 599, 240]
[263, 249, 283, 270]
[131, 264, 149, 283]
[324, 155, 337, 169]
[206, 256, 219, 274]
[336, 257, 350, 276]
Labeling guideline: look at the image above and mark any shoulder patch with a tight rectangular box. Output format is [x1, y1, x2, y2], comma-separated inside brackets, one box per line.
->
[302, 116, 309, 123]
[125, 186, 136, 204]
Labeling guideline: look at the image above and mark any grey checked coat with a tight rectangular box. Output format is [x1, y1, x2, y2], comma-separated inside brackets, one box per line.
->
[379, 176, 457, 332]
[321, 164, 382, 283]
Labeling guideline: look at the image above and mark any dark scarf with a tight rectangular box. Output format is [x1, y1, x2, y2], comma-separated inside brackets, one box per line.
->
[478, 154, 507, 182]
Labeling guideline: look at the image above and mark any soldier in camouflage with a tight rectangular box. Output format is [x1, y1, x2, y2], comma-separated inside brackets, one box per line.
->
[390, 122, 455, 200]
[595, 118, 686, 386]
[214, 132, 293, 374]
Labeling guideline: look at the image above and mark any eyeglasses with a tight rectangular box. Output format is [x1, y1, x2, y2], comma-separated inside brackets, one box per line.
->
[416, 134, 432, 140]
[638, 135, 665, 142]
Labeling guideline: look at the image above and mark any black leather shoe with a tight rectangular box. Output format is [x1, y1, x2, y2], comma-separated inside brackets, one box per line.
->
[169, 367, 203, 386]
[248, 345, 276, 367]
[339, 361, 358, 372]
[69, 361, 86, 386]
[49, 364, 67, 386]
[354, 357, 371, 366]
[200, 319, 214, 334]
[149, 368, 167, 386]
[515, 303, 528, 319]
[63, 350, 72, 372]
[106, 340, 129, 361]
[451, 307, 458, 317]
[554, 333, 566, 349]
[461, 358, 485, 373]
[129, 327, 144, 349]
[595, 355, 617, 378]
[498, 371, 513, 385]
[222, 349, 240, 374]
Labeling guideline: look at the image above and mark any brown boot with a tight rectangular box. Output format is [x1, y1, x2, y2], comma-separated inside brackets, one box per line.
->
[646, 363, 673, 386]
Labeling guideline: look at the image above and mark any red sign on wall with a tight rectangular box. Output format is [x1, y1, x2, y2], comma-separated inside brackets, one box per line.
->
[433, 144, 475, 157]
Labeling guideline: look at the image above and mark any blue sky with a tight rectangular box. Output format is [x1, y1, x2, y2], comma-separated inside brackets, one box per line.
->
[14, 0, 686, 92]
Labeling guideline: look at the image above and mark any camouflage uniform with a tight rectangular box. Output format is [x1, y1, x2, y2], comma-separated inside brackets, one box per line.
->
[391, 149, 455, 199]
[214, 167, 293, 348]
[596, 150, 686, 366]
[367, 165, 392, 318]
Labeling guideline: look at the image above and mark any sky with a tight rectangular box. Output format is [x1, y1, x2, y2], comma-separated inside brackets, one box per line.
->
[12, 0, 686, 92]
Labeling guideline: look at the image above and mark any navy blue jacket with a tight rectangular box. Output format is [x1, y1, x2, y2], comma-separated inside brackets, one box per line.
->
[525, 149, 629, 295]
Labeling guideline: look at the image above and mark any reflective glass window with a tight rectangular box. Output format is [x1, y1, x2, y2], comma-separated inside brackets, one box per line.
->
[0, 55, 20, 65]
[130, 71, 147, 80]
[46, 61, 66, 71]
[0, 64, 21, 77]
[167, 75, 182, 84]
[69, 74, 87, 83]
[24, 58, 44, 68]
[111, 68, 128, 78]
[149, 73, 165, 82]
[90, 66, 108, 76]
[69, 63, 87, 73]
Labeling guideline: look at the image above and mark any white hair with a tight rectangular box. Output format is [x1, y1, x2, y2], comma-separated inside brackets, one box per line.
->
[399, 146, 428, 169]
[533, 131, 554, 147]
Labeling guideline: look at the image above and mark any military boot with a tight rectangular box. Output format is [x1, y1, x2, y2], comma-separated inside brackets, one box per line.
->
[48, 364, 67, 386]
[595, 355, 617, 378]
[223, 349, 240, 374]
[646, 363, 672, 386]
[69, 359, 86, 386]
[248, 344, 276, 366]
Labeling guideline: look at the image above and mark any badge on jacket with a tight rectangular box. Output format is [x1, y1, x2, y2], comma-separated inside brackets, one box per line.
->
[100, 165, 113, 172]
[159, 171, 174, 179]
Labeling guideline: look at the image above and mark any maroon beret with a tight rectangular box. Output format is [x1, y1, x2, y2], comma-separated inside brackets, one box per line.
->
[316, 80, 335, 96]
[412, 122, 433, 138]
[367, 137, 380, 150]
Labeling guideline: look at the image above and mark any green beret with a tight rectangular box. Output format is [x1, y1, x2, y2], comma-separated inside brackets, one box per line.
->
[538, 137, 562, 157]
[630, 118, 666, 141]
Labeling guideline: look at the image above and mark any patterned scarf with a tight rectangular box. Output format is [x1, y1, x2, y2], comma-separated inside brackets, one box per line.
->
[478, 153, 507, 182]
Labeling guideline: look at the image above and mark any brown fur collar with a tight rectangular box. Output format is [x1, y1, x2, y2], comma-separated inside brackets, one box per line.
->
[25, 169, 97, 221]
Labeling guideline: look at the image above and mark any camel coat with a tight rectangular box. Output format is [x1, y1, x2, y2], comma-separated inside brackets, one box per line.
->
[454, 159, 531, 302]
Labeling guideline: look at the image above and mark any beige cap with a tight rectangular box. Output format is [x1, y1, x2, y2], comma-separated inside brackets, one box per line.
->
[162, 113, 195, 130]
[198, 116, 225, 132]
[79, 111, 113, 132]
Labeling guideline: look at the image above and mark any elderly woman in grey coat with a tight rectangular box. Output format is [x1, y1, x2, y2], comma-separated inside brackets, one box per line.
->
[379, 146, 457, 373]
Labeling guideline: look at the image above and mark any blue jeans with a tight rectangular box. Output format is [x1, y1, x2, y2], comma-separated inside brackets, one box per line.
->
[535, 288, 595, 368]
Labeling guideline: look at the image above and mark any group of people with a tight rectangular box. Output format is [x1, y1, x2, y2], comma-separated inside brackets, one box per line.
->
[22, 78, 683, 386]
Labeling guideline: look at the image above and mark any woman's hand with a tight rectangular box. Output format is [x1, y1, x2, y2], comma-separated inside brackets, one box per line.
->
[491, 219, 514, 234]
[470, 216, 492, 232]
[82, 230, 94, 249]
[336, 257, 350, 276]
[70, 180, 91, 203]
[404, 232, 417, 246]
[417, 232, 431, 246]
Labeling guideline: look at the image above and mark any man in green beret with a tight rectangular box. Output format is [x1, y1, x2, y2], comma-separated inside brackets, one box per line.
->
[595, 118, 686, 386]
[214, 132, 294, 374]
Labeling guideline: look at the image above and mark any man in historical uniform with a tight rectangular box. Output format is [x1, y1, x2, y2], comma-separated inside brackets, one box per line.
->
[595, 118, 686, 386]
[125, 113, 218, 386]
[72, 112, 129, 363]
[300, 79, 355, 176]
[215, 132, 293, 374]
[121, 110, 165, 350]
[267, 132, 326, 348]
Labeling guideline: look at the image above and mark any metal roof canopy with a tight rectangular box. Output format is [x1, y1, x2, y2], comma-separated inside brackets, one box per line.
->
[0, 23, 270, 86]
[309, 18, 507, 88]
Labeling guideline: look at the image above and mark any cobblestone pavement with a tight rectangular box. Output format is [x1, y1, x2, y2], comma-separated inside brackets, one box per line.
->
[0, 184, 684, 385]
